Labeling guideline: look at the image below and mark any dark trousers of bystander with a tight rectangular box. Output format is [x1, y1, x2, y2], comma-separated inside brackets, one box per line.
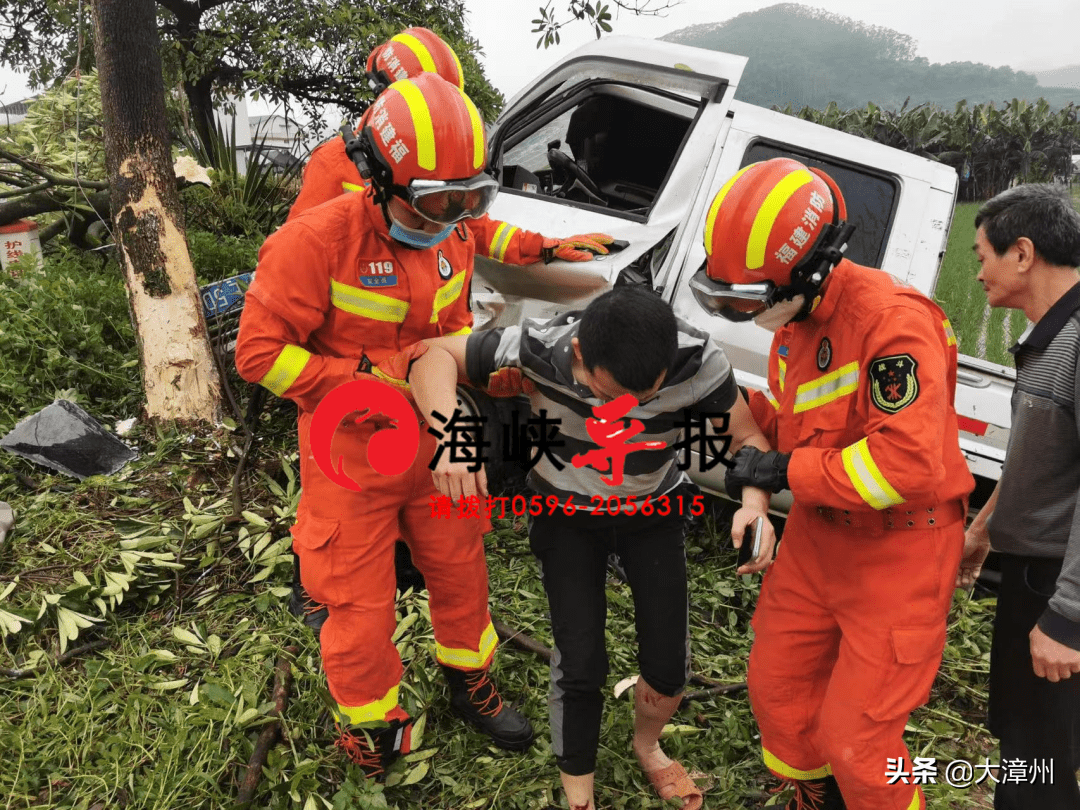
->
[989, 554, 1080, 810]
[528, 502, 692, 776]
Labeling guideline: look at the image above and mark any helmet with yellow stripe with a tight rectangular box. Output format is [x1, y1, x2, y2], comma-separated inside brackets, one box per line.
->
[366, 27, 465, 94]
[358, 72, 496, 227]
[690, 158, 854, 323]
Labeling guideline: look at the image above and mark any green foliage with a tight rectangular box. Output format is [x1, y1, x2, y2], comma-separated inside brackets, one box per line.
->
[0, 247, 139, 430]
[0, 440, 1000, 809]
[185, 230, 262, 285]
[0, 71, 105, 182]
[665, 3, 1080, 112]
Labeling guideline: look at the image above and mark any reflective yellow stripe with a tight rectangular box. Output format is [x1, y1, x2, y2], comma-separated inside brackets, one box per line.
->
[488, 222, 518, 262]
[342, 181, 365, 193]
[943, 318, 957, 347]
[372, 366, 408, 390]
[446, 325, 472, 337]
[430, 270, 467, 323]
[906, 786, 922, 810]
[331, 278, 409, 323]
[258, 344, 311, 397]
[841, 437, 905, 510]
[396, 79, 436, 171]
[793, 361, 859, 413]
[461, 92, 485, 169]
[436, 622, 498, 669]
[767, 393, 780, 410]
[448, 45, 465, 88]
[336, 684, 399, 726]
[392, 32, 437, 74]
[747, 168, 813, 270]
[777, 358, 787, 393]
[762, 748, 831, 780]
[704, 164, 755, 256]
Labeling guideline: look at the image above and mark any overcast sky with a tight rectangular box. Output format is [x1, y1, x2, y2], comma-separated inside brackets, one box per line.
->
[464, 0, 1079, 100]
[2, 0, 1076, 116]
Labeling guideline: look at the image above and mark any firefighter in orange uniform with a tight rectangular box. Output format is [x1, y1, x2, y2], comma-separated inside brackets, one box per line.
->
[690, 158, 974, 810]
[235, 72, 534, 778]
[287, 26, 614, 265]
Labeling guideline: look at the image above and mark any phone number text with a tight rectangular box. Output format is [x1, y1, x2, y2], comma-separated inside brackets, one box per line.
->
[429, 493, 706, 519]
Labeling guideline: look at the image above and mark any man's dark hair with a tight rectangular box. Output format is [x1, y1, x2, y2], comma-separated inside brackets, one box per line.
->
[578, 285, 678, 391]
[975, 184, 1080, 268]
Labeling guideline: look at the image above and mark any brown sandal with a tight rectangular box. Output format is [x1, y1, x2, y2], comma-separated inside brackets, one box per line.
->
[644, 760, 704, 810]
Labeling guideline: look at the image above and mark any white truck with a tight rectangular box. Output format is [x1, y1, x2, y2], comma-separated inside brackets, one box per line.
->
[464, 35, 1013, 514]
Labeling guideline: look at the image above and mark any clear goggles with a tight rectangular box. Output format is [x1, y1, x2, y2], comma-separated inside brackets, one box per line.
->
[398, 174, 499, 225]
[688, 262, 777, 322]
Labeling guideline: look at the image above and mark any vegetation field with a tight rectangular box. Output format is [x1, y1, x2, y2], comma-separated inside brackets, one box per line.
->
[933, 202, 1030, 367]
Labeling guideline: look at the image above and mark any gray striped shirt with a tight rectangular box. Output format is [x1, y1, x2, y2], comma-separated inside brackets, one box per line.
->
[466, 312, 738, 501]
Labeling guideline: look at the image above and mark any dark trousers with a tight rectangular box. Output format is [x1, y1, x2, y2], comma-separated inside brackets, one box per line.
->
[989, 554, 1080, 809]
[528, 507, 691, 776]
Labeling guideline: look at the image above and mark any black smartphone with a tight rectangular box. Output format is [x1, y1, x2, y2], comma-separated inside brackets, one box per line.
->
[737, 516, 764, 568]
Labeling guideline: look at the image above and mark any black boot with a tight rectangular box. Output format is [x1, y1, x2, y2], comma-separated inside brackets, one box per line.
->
[334, 717, 412, 782]
[289, 551, 329, 635]
[778, 774, 846, 810]
[440, 664, 535, 750]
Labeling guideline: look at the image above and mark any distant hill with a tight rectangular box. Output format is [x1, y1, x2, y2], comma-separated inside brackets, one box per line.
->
[662, 4, 1080, 111]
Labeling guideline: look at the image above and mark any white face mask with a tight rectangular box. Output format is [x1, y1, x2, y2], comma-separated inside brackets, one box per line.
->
[753, 295, 806, 332]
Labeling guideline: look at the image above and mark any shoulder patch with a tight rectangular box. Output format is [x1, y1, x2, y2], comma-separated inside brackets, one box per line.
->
[816, 337, 832, 371]
[869, 354, 919, 414]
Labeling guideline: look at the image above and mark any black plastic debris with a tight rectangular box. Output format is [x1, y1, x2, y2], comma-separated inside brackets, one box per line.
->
[1, 400, 138, 480]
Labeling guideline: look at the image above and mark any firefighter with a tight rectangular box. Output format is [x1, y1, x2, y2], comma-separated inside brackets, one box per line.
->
[690, 157, 974, 810]
[287, 26, 614, 266]
[235, 72, 534, 779]
[286, 26, 614, 628]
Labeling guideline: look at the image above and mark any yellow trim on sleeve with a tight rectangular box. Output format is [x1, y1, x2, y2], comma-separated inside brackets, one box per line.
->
[446, 326, 473, 337]
[943, 318, 957, 347]
[258, 344, 311, 397]
[841, 437, 906, 510]
[342, 181, 366, 193]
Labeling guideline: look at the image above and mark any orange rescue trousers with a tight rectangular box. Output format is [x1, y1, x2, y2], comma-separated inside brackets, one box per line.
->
[748, 504, 964, 810]
[290, 411, 496, 725]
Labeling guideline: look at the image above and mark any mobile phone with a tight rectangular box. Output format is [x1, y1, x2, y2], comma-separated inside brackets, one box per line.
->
[737, 517, 764, 568]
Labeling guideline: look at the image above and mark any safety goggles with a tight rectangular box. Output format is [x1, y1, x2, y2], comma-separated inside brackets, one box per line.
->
[398, 174, 500, 225]
[689, 262, 777, 322]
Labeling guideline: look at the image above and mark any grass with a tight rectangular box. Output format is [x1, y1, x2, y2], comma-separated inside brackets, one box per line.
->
[1, 422, 1001, 809]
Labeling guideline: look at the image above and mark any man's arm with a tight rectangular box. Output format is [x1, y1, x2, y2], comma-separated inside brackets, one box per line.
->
[713, 393, 776, 575]
[957, 481, 998, 589]
[407, 336, 486, 503]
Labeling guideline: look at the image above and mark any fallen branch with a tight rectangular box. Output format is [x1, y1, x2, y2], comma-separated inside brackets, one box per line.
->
[1, 638, 110, 679]
[236, 645, 298, 805]
[681, 681, 747, 704]
[494, 618, 552, 662]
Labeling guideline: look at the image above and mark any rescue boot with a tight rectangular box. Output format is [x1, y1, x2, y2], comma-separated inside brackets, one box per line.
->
[289, 551, 328, 635]
[334, 717, 412, 781]
[440, 664, 535, 750]
[774, 774, 846, 810]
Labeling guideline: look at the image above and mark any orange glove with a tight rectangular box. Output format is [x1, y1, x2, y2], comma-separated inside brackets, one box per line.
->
[542, 233, 614, 263]
[484, 366, 536, 398]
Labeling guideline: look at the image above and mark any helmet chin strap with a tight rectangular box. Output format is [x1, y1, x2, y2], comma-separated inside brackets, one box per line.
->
[775, 221, 856, 322]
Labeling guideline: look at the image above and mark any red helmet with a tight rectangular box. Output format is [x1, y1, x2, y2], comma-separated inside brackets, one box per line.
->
[366, 27, 465, 92]
[691, 158, 852, 321]
[360, 72, 496, 224]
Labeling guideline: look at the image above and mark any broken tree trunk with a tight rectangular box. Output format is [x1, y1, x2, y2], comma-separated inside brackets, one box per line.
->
[91, 0, 222, 423]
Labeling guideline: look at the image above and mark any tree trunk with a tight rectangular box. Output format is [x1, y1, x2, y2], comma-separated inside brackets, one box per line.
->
[91, 0, 222, 424]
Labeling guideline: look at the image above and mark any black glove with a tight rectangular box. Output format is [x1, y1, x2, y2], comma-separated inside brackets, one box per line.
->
[725, 447, 790, 499]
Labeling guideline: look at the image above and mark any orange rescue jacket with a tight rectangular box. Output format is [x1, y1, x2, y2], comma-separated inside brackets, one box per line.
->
[748, 259, 974, 512]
